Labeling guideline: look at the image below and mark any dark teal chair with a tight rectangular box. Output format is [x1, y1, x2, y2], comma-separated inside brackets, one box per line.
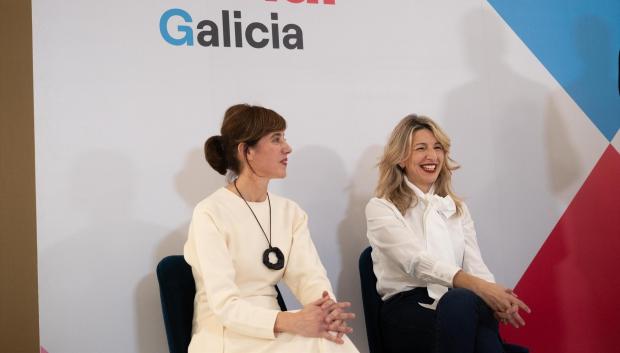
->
[359, 247, 385, 353]
[156, 255, 288, 353]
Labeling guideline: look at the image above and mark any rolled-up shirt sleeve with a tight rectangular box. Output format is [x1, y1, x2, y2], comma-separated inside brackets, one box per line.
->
[187, 207, 280, 339]
[365, 198, 461, 288]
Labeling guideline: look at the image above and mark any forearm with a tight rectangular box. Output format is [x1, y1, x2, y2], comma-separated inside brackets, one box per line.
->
[453, 270, 530, 316]
[452, 269, 486, 294]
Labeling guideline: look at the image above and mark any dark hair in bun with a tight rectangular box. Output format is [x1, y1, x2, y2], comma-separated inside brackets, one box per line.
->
[204, 135, 227, 175]
[204, 104, 286, 177]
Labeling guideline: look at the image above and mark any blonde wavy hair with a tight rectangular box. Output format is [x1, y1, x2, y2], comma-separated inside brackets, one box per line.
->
[375, 114, 463, 216]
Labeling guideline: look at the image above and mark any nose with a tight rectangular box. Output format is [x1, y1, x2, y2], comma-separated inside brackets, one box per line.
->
[283, 141, 292, 154]
[426, 148, 437, 160]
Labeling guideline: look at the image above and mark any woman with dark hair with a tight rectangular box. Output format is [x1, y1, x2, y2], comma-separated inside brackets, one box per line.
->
[366, 114, 530, 353]
[184, 104, 359, 353]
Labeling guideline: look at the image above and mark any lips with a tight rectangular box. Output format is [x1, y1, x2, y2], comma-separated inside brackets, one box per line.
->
[420, 163, 437, 173]
[280, 158, 288, 166]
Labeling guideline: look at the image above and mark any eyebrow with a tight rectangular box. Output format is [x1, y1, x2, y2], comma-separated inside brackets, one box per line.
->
[414, 142, 441, 147]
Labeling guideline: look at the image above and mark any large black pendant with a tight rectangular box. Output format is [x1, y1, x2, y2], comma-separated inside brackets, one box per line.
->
[262, 247, 285, 270]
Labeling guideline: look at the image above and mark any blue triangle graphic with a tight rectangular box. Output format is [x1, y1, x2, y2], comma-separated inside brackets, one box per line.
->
[488, 0, 620, 141]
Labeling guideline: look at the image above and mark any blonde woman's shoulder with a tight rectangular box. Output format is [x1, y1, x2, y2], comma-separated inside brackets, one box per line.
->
[365, 197, 402, 218]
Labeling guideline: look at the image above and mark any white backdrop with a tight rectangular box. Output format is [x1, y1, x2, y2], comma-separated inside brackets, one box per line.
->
[33, 1, 607, 352]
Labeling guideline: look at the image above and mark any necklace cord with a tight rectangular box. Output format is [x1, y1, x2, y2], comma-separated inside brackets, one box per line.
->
[233, 180, 272, 247]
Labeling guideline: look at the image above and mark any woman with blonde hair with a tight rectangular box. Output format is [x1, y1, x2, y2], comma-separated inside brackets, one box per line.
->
[365, 114, 530, 353]
[184, 104, 360, 353]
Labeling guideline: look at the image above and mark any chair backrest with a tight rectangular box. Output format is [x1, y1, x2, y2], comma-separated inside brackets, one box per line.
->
[359, 246, 385, 353]
[156, 255, 289, 353]
[157, 255, 196, 353]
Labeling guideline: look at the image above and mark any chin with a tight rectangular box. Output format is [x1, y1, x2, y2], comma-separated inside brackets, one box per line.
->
[422, 176, 438, 187]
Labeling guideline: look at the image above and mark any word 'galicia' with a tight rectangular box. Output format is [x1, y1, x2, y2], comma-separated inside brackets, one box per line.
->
[160, 9, 304, 49]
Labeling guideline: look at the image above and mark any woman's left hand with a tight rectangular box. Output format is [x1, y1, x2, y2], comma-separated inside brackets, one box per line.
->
[320, 291, 355, 338]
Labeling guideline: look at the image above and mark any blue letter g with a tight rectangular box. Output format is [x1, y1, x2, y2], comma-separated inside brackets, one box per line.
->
[160, 8, 194, 46]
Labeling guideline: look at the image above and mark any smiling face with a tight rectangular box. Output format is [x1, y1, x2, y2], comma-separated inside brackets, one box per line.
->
[245, 130, 292, 179]
[400, 128, 444, 193]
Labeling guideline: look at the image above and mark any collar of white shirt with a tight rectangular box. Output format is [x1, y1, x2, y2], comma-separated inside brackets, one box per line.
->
[404, 176, 433, 198]
[403, 177, 456, 218]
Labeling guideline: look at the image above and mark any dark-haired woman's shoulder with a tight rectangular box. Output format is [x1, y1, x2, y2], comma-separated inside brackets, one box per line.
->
[190, 187, 243, 223]
[267, 192, 309, 227]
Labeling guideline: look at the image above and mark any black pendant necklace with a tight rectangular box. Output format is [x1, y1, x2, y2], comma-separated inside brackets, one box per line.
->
[234, 180, 285, 270]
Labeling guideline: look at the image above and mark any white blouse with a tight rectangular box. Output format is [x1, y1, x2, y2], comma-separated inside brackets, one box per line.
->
[365, 179, 494, 309]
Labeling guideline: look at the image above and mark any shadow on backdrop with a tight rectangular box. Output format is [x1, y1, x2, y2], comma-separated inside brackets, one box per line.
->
[40, 150, 168, 353]
[336, 145, 383, 353]
[140, 147, 225, 353]
[280, 145, 349, 311]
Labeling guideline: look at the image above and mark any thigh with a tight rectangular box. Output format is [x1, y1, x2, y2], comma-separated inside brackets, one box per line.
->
[380, 289, 436, 353]
[435, 288, 502, 353]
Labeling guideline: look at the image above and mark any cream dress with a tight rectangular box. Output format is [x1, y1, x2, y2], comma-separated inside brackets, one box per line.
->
[184, 188, 359, 353]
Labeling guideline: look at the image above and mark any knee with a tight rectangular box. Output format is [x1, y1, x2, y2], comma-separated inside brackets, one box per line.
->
[436, 288, 480, 314]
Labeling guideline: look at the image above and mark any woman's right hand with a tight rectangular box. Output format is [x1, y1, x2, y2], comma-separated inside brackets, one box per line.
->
[274, 295, 353, 344]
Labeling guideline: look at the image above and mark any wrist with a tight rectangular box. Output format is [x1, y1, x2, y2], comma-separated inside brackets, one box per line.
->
[453, 270, 485, 294]
[274, 311, 295, 334]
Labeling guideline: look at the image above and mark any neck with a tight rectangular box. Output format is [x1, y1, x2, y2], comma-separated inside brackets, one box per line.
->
[418, 184, 431, 194]
[405, 175, 433, 194]
[230, 173, 270, 202]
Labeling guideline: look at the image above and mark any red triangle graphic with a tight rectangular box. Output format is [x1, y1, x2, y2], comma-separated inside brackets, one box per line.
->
[501, 145, 620, 353]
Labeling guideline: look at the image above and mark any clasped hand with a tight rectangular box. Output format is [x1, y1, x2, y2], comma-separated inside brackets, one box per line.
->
[478, 282, 531, 329]
[291, 291, 355, 344]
